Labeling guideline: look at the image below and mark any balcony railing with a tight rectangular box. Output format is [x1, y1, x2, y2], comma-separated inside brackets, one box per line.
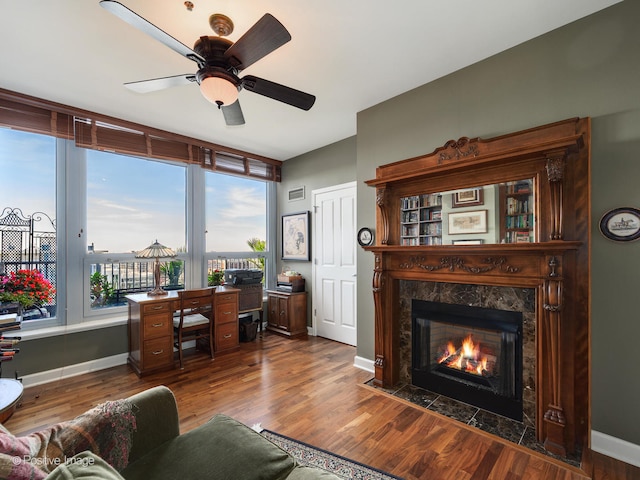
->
[90, 256, 265, 310]
[1, 255, 265, 319]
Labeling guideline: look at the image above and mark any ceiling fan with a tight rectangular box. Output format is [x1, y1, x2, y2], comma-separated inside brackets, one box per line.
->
[99, 0, 316, 126]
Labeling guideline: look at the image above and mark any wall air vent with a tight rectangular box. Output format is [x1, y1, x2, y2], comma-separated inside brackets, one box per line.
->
[288, 186, 305, 202]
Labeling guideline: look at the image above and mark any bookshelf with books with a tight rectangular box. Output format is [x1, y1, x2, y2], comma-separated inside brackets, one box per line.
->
[0, 313, 21, 378]
[0, 323, 22, 422]
[501, 179, 534, 243]
[400, 193, 442, 246]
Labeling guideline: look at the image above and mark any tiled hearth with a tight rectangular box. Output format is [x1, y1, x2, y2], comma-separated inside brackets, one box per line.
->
[366, 380, 582, 468]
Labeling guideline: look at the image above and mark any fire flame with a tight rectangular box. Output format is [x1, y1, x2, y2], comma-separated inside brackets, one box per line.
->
[437, 334, 490, 376]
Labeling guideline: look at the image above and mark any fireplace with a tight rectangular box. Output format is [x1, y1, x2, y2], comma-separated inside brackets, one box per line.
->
[365, 118, 591, 455]
[412, 299, 523, 421]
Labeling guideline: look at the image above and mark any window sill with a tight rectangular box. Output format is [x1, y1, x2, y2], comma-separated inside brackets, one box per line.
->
[18, 316, 128, 341]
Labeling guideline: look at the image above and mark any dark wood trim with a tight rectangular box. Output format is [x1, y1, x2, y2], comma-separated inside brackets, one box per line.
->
[0, 88, 282, 181]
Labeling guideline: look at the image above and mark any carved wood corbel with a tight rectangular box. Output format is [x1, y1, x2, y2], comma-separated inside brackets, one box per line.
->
[542, 256, 566, 456]
[376, 185, 389, 245]
[546, 152, 566, 240]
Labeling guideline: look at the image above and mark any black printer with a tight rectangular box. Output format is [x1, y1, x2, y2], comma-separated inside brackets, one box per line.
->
[224, 269, 263, 285]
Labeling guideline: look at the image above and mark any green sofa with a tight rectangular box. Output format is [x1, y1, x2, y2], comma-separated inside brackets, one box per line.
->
[0, 386, 340, 480]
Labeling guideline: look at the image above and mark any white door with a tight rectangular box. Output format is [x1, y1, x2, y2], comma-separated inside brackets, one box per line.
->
[312, 182, 357, 346]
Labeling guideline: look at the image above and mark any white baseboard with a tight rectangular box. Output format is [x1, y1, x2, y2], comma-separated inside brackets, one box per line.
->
[591, 430, 640, 468]
[21, 353, 128, 388]
[354, 355, 374, 373]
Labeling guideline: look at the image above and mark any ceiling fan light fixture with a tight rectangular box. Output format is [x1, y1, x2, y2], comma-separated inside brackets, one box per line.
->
[200, 76, 239, 107]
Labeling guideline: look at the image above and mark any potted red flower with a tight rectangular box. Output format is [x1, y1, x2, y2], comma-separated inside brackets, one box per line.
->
[0, 269, 56, 316]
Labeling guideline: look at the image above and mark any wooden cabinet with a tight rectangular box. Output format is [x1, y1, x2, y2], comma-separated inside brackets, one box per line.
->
[213, 286, 239, 353]
[400, 194, 442, 245]
[266, 290, 307, 338]
[127, 292, 176, 376]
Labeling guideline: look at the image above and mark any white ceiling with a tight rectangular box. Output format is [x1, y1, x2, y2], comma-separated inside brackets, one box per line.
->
[0, 0, 620, 161]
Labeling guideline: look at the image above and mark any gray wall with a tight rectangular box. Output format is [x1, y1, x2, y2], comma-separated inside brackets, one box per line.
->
[275, 136, 357, 323]
[289, 2, 640, 446]
[4, 325, 127, 378]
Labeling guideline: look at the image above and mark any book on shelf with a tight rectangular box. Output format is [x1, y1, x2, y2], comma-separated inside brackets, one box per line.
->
[0, 313, 18, 325]
[506, 180, 533, 194]
[0, 323, 21, 333]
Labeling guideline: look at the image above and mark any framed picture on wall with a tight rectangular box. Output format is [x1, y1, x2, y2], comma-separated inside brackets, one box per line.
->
[599, 207, 640, 242]
[281, 211, 311, 260]
[448, 210, 488, 235]
[452, 188, 484, 208]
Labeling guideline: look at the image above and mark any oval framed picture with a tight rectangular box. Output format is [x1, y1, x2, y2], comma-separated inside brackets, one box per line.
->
[357, 227, 374, 246]
[599, 207, 640, 242]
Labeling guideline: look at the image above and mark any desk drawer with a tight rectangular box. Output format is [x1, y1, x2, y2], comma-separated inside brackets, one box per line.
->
[182, 297, 211, 310]
[215, 322, 237, 351]
[143, 302, 170, 314]
[215, 304, 237, 325]
[142, 313, 172, 339]
[216, 293, 237, 304]
[142, 336, 173, 370]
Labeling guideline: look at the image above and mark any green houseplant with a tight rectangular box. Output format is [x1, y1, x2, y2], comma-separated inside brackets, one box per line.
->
[208, 269, 224, 286]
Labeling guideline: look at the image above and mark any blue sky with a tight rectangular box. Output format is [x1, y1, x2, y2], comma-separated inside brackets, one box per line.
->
[1, 128, 266, 254]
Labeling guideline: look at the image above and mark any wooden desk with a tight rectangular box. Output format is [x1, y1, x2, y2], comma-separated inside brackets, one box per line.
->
[126, 286, 239, 376]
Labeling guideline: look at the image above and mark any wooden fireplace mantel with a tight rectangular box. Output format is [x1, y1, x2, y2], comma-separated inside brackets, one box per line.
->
[364, 118, 591, 457]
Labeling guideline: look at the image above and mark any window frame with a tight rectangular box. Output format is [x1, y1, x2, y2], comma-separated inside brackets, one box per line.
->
[0, 89, 280, 332]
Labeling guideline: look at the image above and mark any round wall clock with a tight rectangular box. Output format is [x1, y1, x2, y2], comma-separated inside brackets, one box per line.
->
[599, 207, 640, 242]
[357, 227, 374, 246]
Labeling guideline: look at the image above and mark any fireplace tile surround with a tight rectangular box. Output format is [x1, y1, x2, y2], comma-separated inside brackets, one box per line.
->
[398, 281, 537, 426]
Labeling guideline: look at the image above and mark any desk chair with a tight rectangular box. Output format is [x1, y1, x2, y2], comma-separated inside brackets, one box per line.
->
[173, 287, 215, 369]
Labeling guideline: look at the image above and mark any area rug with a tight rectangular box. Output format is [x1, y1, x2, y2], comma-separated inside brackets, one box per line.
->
[260, 430, 403, 480]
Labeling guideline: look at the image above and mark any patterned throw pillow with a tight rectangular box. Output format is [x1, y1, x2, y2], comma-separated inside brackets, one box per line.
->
[0, 399, 137, 480]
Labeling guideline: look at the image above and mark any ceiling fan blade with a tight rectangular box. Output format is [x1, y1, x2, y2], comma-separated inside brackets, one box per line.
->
[242, 75, 315, 111]
[100, 0, 205, 65]
[224, 14, 291, 71]
[221, 100, 245, 126]
[124, 74, 197, 93]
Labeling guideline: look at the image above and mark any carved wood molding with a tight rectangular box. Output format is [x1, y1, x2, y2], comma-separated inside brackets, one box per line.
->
[398, 256, 520, 274]
[438, 137, 480, 163]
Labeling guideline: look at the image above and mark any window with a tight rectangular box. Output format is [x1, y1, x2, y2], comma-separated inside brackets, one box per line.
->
[87, 151, 186, 253]
[0, 128, 58, 322]
[206, 172, 266, 252]
[205, 172, 271, 286]
[86, 151, 186, 311]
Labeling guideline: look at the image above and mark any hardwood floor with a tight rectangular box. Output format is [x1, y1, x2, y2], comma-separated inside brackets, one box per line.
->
[4, 334, 638, 480]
